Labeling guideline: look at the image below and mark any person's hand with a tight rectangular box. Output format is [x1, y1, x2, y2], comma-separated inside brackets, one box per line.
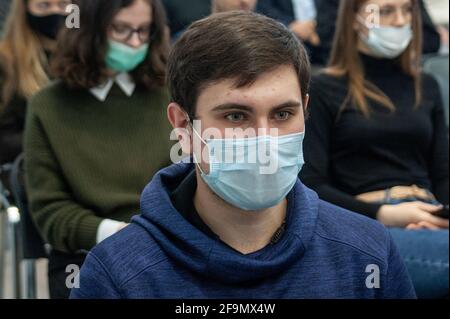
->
[377, 202, 449, 229]
[406, 221, 441, 230]
[309, 31, 320, 46]
[289, 20, 320, 45]
[437, 25, 449, 49]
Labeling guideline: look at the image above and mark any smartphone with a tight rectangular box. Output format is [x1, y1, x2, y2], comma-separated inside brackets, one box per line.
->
[437, 205, 449, 219]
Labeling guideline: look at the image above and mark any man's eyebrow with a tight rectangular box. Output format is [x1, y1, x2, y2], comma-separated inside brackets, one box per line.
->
[211, 103, 254, 113]
[271, 101, 303, 111]
[211, 100, 302, 113]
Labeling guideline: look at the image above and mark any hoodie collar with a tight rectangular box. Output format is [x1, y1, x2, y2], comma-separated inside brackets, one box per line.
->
[137, 163, 319, 284]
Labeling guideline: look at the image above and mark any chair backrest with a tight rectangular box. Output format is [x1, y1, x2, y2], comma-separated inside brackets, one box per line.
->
[423, 54, 449, 127]
[9, 154, 48, 260]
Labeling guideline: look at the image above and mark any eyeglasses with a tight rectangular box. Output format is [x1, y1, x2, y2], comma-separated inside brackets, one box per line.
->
[110, 23, 155, 43]
[375, 4, 413, 24]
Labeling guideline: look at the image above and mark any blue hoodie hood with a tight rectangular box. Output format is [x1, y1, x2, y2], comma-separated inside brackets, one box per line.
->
[137, 162, 319, 284]
[71, 163, 416, 299]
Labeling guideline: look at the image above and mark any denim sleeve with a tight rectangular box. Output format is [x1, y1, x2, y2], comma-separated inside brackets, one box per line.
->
[69, 252, 121, 299]
[383, 233, 417, 299]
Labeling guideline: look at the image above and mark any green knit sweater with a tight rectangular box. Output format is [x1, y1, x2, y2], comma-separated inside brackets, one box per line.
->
[25, 81, 174, 253]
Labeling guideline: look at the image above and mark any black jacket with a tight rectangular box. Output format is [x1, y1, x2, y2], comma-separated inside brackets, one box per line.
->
[0, 73, 27, 165]
[162, 0, 211, 36]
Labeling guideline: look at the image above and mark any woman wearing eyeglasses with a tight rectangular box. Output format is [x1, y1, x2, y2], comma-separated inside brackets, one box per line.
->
[0, 0, 70, 188]
[24, 0, 173, 299]
[300, 0, 448, 298]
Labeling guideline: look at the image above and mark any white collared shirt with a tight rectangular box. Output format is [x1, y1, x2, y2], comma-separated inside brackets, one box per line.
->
[292, 0, 317, 22]
[90, 72, 136, 102]
[97, 219, 127, 244]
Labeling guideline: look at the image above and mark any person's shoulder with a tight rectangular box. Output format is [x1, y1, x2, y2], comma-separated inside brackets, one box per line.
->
[420, 71, 440, 92]
[419, 72, 445, 110]
[137, 84, 168, 97]
[307, 72, 348, 117]
[315, 200, 391, 264]
[147, 85, 170, 101]
[135, 84, 170, 107]
[27, 80, 73, 113]
[310, 71, 348, 91]
[30, 80, 69, 99]
[87, 220, 167, 286]
[309, 71, 349, 106]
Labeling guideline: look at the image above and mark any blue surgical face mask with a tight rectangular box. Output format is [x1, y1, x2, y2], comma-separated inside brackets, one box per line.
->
[358, 16, 412, 59]
[105, 40, 149, 72]
[191, 126, 305, 211]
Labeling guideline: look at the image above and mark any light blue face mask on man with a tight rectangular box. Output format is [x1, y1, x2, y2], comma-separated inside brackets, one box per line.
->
[192, 127, 305, 211]
[105, 39, 149, 72]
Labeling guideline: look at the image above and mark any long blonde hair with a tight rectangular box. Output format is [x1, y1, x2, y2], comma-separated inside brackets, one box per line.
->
[326, 0, 423, 117]
[0, 0, 50, 111]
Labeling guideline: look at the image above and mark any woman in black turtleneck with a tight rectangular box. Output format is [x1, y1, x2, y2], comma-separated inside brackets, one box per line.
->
[300, 0, 448, 299]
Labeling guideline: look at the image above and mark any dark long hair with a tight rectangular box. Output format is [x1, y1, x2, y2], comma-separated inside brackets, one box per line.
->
[51, 0, 169, 90]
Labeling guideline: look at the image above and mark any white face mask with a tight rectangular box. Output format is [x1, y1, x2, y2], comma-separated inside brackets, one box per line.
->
[191, 126, 305, 211]
[358, 16, 413, 59]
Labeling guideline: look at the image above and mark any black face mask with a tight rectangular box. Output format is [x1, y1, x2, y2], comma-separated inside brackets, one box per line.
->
[26, 12, 66, 40]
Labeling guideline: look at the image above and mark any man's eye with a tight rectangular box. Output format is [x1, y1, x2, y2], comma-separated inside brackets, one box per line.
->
[225, 113, 247, 122]
[274, 111, 291, 121]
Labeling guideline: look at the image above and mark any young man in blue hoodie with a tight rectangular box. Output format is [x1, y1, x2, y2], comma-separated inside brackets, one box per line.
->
[70, 11, 416, 299]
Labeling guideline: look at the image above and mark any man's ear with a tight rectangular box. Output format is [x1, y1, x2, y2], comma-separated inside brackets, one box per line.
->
[304, 94, 310, 112]
[354, 20, 361, 32]
[167, 103, 192, 155]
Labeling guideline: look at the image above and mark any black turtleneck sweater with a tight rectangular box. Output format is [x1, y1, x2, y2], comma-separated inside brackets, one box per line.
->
[300, 53, 449, 219]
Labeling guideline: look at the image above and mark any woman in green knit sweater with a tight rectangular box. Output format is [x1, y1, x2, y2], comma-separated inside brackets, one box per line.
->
[24, 0, 173, 298]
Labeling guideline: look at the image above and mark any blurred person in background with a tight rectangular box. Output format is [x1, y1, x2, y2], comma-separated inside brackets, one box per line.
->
[423, 0, 448, 53]
[163, 0, 211, 39]
[0, 0, 71, 188]
[212, 0, 257, 13]
[25, 0, 173, 299]
[0, 0, 12, 32]
[165, 0, 256, 40]
[300, 0, 449, 298]
[257, 0, 323, 64]
[258, 0, 445, 65]
[423, 0, 448, 27]
[313, 0, 445, 65]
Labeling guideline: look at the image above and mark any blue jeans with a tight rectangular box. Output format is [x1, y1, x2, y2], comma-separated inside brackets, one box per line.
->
[389, 228, 449, 299]
[382, 196, 449, 299]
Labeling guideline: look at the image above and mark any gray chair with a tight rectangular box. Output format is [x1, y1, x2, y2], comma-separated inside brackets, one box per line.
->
[9, 154, 49, 299]
[0, 162, 21, 299]
[423, 54, 449, 127]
